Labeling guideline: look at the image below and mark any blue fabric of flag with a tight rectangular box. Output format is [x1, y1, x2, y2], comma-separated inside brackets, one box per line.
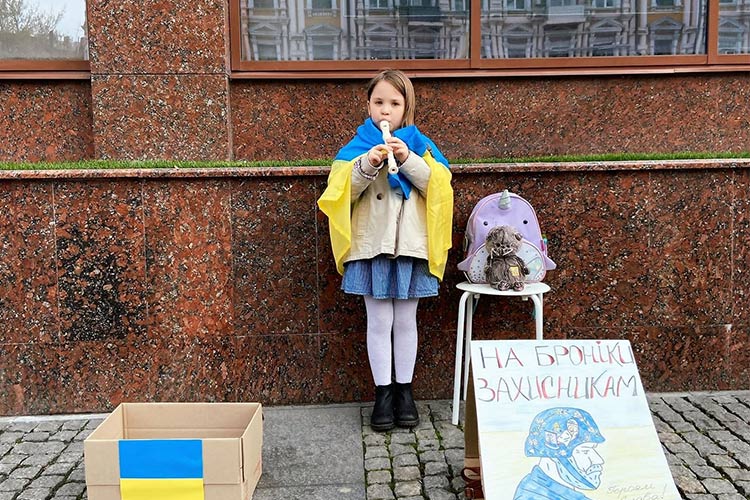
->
[119, 439, 203, 479]
[334, 118, 449, 200]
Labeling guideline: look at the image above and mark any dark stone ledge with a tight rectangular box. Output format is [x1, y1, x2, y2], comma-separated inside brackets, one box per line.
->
[2, 159, 750, 180]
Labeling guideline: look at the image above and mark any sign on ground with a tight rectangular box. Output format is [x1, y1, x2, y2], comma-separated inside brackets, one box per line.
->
[470, 339, 680, 500]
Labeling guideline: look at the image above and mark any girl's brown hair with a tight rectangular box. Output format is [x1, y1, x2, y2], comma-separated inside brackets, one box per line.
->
[366, 69, 416, 128]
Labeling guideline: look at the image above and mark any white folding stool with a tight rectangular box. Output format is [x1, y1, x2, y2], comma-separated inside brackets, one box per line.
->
[451, 281, 551, 425]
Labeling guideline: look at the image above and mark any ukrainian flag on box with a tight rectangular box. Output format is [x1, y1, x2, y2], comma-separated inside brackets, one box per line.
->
[119, 439, 204, 500]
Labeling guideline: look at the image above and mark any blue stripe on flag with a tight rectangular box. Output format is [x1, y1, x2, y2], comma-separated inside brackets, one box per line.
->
[119, 439, 203, 479]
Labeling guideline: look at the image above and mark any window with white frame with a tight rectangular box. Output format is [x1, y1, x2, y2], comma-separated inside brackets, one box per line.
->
[588, 20, 624, 56]
[502, 26, 534, 58]
[592, 0, 620, 8]
[252, 0, 276, 8]
[304, 23, 341, 59]
[363, 25, 398, 59]
[544, 26, 579, 57]
[453, 0, 469, 11]
[505, 0, 529, 10]
[652, 0, 680, 7]
[650, 18, 682, 54]
[717, 19, 747, 54]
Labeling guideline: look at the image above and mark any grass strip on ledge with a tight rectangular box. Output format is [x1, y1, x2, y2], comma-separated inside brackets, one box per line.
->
[0, 159, 329, 171]
[1, 151, 750, 170]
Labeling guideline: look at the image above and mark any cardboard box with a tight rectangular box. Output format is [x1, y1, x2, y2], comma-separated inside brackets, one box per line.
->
[84, 402, 263, 500]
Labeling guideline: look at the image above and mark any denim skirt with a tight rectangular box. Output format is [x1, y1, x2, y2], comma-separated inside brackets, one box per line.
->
[342, 255, 438, 299]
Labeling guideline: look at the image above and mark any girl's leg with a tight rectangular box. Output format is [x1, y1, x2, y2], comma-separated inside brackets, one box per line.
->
[392, 298, 420, 427]
[392, 298, 419, 383]
[364, 295, 396, 431]
[363, 295, 395, 386]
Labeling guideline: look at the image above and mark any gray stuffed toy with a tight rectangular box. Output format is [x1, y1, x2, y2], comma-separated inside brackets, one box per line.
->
[484, 225, 529, 291]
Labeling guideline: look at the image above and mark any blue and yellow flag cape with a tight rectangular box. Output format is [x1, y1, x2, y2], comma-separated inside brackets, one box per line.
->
[317, 118, 453, 280]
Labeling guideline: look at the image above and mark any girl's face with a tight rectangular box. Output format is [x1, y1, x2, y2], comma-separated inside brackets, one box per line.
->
[367, 80, 406, 131]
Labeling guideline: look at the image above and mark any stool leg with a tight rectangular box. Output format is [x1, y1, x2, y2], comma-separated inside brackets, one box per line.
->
[530, 293, 544, 340]
[462, 294, 478, 400]
[452, 291, 471, 425]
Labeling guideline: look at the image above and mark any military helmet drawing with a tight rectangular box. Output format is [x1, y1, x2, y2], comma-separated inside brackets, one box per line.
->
[524, 407, 605, 458]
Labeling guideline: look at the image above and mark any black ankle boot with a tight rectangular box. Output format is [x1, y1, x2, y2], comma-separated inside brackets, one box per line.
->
[371, 384, 394, 432]
[394, 382, 419, 428]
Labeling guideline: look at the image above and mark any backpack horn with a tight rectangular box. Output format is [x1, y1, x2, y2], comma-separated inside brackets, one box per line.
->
[498, 189, 511, 210]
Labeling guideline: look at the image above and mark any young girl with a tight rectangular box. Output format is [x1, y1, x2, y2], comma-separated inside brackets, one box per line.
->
[318, 69, 453, 431]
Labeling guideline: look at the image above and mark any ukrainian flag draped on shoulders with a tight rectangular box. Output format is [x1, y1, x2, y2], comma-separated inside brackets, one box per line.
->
[317, 118, 453, 280]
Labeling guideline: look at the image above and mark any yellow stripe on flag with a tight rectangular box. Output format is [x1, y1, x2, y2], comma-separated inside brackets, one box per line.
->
[121, 478, 204, 500]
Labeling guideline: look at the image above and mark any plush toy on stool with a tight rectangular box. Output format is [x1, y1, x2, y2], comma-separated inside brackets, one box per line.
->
[484, 225, 529, 291]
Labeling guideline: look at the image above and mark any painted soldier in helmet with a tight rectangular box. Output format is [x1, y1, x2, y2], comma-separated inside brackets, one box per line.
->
[513, 407, 606, 500]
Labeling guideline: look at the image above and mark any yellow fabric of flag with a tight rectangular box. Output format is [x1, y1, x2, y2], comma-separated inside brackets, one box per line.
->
[120, 478, 205, 500]
[317, 152, 453, 280]
[317, 159, 353, 276]
[424, 151, 453, 281]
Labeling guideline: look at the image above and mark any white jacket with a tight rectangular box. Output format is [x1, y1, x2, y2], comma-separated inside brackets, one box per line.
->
[346, 151, 432, 263]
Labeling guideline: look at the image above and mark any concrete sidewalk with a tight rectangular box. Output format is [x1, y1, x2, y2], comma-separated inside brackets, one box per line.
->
[0, 392, 749, 500]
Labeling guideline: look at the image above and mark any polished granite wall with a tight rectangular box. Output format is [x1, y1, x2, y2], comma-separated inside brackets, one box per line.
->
[0, 81, 93, 162]
[230, 74, 750, 162]
[0, 162, 747, 415]
[86, 0, 231, 160]
[3, 72, 750, 163]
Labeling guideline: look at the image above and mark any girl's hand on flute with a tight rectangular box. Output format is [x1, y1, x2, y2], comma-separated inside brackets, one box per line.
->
[385, 137, 409, 164]
[367, 145, 390, 168]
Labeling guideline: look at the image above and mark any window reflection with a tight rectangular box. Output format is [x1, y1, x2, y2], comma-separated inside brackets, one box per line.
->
[719, 2, 750, 54]
[0, 0, 88, 60]
[241, 0, 750, 60]
[240, 0, 470, 61]
[481, 0, 709, 58]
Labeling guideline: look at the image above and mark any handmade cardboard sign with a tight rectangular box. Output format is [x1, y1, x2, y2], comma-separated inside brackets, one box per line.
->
[468, 339, 680, 500]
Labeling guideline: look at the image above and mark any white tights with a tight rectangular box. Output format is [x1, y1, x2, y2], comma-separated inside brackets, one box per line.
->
[363, 296, 419, 387]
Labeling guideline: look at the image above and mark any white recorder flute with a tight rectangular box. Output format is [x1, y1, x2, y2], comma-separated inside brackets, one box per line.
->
[379, 120, 399, 175]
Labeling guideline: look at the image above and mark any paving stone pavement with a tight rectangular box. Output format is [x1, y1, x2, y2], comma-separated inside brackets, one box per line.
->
[0, 392, 748, 500]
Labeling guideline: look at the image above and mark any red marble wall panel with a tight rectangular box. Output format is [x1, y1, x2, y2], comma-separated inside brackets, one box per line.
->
[2, 75, 748, 164]
[231, 74, 750, 162]
[86, 0, 228, 74]
[232, 334, 323, 404]
[231, 81, 365, 161]
[542, 170, 733, 329]
[91, 75, 231, 160]
[320, 332, 370, 402]
[645, 169, 734, 326]
[727, 326, 749, 389]
[0, 343, 63, 415]
[0, 82, 93, 162]
[0, 163, 748, 415]
[531, 171, 655, 330]
[143, 179, 234, 339]
[232, 178, 320, 336]
[54, 179, 147, 343]
[52, 334, 323, 411]
[735, 168, 750, 325]
[0, 181, 58, 343]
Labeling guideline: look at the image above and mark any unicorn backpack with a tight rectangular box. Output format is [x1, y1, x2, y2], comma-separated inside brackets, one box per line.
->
[457, 190, 556, 283]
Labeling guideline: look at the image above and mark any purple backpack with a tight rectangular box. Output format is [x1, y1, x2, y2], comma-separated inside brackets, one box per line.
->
[457, 190, 556, 283]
